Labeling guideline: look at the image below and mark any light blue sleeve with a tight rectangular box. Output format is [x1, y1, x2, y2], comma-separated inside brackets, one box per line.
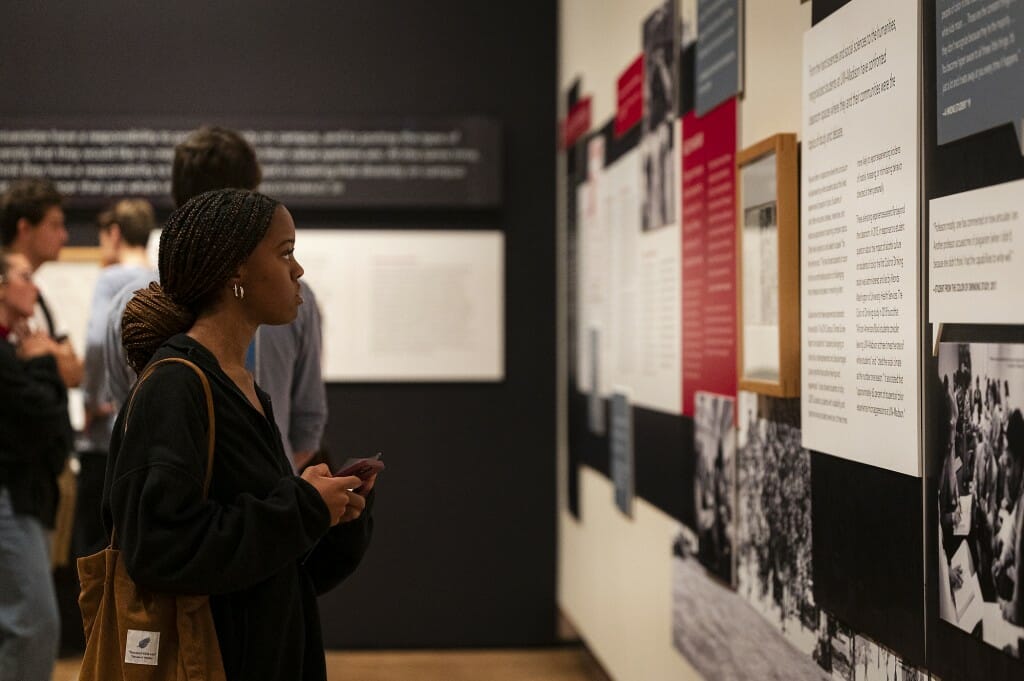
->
[100, 271, 157, 408]
[82, 269, 123, 409]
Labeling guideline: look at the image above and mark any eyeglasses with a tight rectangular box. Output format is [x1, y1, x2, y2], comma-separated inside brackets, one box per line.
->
[0, 270, 32, 285]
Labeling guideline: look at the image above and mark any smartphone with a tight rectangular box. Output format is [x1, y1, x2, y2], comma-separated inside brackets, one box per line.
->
[333, 452, 385, 480]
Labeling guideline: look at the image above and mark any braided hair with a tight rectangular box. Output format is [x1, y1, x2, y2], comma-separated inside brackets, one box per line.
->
[122, 188, 279, 371]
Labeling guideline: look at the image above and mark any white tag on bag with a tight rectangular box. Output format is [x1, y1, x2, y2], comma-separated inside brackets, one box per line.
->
[125, 629, 160, 665]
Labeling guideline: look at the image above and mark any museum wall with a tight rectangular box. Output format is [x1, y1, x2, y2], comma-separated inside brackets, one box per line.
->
[560, 0, 1024, 679]
[558, 4, 816, 679]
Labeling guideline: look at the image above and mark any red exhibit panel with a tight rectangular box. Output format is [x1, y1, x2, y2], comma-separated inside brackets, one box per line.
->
[563, 97, 593, 149]
[681, 97, 737, 416]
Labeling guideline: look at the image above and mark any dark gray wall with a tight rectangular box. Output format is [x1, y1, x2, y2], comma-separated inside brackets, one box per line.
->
[2, 1, 557, 648]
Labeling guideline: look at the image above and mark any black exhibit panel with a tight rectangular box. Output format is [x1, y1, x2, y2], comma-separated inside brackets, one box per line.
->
[810, 452, 926, 666]
[635, 407, 694, 528]
[568, 395, 694, 529]
[0, 1, 557, 648]
[811, 0, 853, 25]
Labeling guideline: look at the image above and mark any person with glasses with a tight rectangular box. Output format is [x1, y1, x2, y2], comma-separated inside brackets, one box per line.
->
[0, 249, 74, 681]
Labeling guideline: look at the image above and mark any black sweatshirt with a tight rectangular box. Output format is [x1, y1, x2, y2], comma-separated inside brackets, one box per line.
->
[102, 334, 373, 681]
[0, 337, 72, 527]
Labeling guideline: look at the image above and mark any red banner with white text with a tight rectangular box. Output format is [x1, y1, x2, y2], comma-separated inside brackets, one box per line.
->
[681, 97, 737, 416]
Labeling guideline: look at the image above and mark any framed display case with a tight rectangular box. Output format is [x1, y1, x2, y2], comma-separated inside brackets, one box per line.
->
[736, 133, 799, 396]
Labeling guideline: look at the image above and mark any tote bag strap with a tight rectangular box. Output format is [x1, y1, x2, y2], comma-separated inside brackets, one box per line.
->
[111, 357, 216, 548]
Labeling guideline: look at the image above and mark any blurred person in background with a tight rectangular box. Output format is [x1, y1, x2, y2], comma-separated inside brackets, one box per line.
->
[77, 199, 156, 556]
[0, 248, 73, 680]
[0, 178, 83, 388]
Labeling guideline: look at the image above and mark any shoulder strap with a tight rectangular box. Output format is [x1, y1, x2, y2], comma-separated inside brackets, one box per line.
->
[122, 357, 217, 498]
[36, 293, 57, 337]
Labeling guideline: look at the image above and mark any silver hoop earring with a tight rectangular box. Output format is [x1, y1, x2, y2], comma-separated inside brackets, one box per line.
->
[233, 283, 245, 300]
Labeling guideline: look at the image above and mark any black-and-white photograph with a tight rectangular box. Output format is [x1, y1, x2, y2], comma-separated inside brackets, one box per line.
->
[812, 616, 926, 681]
[640, 0, 677, 232]
[672, 391, 928, 681]
[730, 394, 927, 681]
[936, 342, 1024, 658]
[740, 152, 779, 326]
[736, 396, 818, 656]
[671, 525, 830, 681]
[694, 391, 736, 585]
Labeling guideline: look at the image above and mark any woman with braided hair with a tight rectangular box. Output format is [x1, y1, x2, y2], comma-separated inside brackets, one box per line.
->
[102, 188, 375, 681]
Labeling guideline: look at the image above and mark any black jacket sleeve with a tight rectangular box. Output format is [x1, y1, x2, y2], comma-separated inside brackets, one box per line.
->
[303, 489, 375, 595]
[107, 363, 332, 595]
[0, 342, 72, 467]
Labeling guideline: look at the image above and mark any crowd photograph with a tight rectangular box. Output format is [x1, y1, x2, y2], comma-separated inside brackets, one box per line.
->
[937, 342, 1024, 658]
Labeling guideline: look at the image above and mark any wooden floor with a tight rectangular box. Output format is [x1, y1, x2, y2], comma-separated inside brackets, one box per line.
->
[54, 646, 612, 681]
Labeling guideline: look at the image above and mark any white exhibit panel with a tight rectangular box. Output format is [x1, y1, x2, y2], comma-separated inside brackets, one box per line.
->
[800, 0, 921, 477]
[575, 177, 610, 396]
[295, 229, 504, 382]
[929, 178, 1024, 324]
[575, 141, 682, 415]
[608, 147, 683, 415]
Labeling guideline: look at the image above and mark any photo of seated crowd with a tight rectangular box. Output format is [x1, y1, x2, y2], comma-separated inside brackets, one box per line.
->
[937, 342, 1024, 658]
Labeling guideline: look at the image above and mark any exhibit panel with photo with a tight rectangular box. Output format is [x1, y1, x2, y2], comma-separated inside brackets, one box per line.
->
[816, 617, 926, 681]
[734, 394, 928, 680]
[670, 525, 829, 681]
[670, 521, 924, 681]
[607, 145, 683, 415]
[641, 0, 678, 233]
[735, 396, 816, 658]
[694, 391, 736, 585]
[573, 129, 683, 415]
[936, 342, 1024, 659]
[574, 137, 613, 398]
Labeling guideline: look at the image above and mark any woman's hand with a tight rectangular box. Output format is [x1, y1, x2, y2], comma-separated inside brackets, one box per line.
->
[357, 473, 378, 497]
[300, 464, 366, 526]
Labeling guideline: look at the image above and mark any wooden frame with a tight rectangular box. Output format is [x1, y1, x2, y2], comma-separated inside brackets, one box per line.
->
[736, 133, 799, 397]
